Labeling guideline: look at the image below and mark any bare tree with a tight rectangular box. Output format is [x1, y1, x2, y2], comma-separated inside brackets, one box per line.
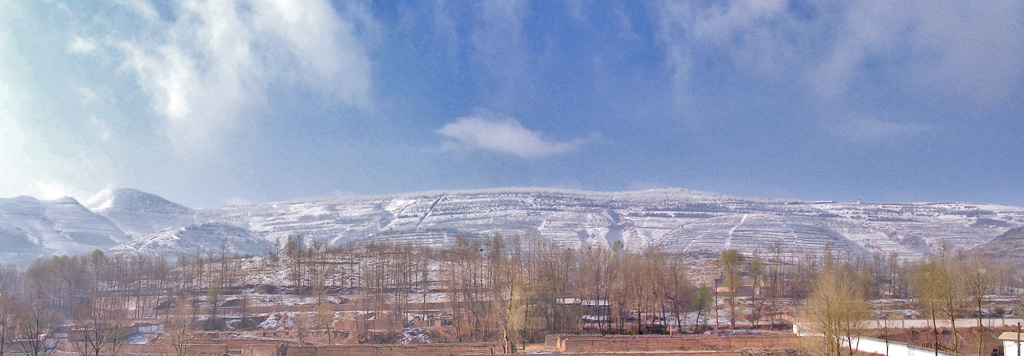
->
[293, 313, 310, 345]
[316, 303, 335, 345]
[16, 300, 56, 356]
[489, 234, 529, 353]
[964, 252, 995, 356]
[71, 295, 130, 356]
[804, 267, 868, 356]
[693, 284, 711, 333]
[912, 259, 945, 356]
[0, 267, 18, 356]
[664, 258, 695, 334]
[937, 251, 962, 353]
[719, 249, 744, 329]
[748, 250, 765, 328]
[165, 297, 197, 356]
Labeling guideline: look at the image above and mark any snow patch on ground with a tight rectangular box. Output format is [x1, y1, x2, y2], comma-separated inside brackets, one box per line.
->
[399, 328, 430, 344]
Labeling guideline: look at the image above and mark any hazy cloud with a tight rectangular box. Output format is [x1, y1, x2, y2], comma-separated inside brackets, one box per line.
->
[833, 116, 930, 142]
[89, 116, 112, 142]
[471, 0, 528, 108]
[655, 0, 1024, 107]
[815, 0, 1024, 105]
[67, 36, 97, 55]
[117, 0, 375, 153]
[438, 111, 588, 158]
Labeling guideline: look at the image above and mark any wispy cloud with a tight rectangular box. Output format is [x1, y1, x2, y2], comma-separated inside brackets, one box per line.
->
[832, 116, 930, 142]
[438, 110, 591, 158]
[67, 36, 97, 55]
[116, 0, 375, 153]
[655, 0, 1024, 108]
[815, 0, 1024, 105]
[656, 0, 801, 91]
[471, 0, 528, 108]
[89, 116, 112, 142]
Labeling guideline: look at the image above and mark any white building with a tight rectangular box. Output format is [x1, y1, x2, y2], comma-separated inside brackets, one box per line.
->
[999, 332, 1024, 356]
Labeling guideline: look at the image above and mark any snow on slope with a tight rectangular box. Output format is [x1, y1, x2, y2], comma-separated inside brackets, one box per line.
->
[974, 227, 1024, 269]
[0, 196, 127, 263]
[84, 188, 195, 237]
[109, 222, 272, 258]
[199, 188, 1024, 258]
[4, 187, 1024, 264]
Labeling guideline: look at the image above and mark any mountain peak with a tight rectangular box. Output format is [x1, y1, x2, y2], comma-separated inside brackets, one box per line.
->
[84, 188, 191, 213]
[83, 188, 195, 238]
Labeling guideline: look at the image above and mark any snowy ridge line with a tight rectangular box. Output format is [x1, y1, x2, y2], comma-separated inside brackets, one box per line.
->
[3, 187, 1024, 263]
[213, 187, 744, 209]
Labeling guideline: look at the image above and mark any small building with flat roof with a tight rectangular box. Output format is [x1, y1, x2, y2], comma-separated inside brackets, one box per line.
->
[998, 332, 1024, 356]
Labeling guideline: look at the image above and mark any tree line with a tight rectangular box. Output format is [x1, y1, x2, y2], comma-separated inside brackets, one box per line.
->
[0, 235, 1021, 356]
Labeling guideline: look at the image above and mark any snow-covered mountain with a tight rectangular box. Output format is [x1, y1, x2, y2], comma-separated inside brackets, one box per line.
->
[2, 187, 1023, 264]
[199, 188, 1024, 259]
[108, 222, 272, 258]
[0, 196, 127, 264]
[84, 188, 195, 237]
[975, 227, 1024, 268]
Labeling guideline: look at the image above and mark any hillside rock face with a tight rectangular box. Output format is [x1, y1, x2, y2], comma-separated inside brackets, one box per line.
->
[976, 227, 1024, 268]
[2, 188, 1024, 264]
[108, 222, 272, 258]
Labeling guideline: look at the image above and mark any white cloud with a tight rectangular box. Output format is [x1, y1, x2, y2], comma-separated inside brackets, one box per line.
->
[117, 0, 375, 153]
[438, 111, 588, 158]
[656, 0, 798, 88]
[833, 116, 930, 142]
[67, 36, 97, 55]
[115, 0, 160, 22]
[816, 0, 1024, 105]
[89, 116, 112, 142]
[0, 14, 113, 202]
[33, 181, 80, 201]
[655, 0, 1024, 107]
[0, 76, 98, 201]
[471, 0, 528, 107]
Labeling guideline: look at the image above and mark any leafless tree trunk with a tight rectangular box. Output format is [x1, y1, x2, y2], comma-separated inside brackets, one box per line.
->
[16, 300, 56, 356]
[804, 267, 868, 356]
[71, 294, 130, 356]
[166, 296, 197, 356]
[719, 249, 743, 329]
[964, 252, 994, 356]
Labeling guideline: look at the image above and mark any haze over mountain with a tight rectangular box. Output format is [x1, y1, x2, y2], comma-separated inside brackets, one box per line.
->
[0, 195, 127, 264]
[1, 187, 1022, 264]
[84, 188, 196, 237]
[108, 222, 272, 258]
[976, 227, 1024, 269]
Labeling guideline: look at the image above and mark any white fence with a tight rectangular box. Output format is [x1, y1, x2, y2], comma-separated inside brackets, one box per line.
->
[795, 318, 1024, 334]
[796, 329, 959, 356]
[846, 336, 956, 356]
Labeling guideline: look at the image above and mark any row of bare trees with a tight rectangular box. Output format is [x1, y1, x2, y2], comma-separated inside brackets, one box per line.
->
[803, 245, 1007, 356]
[2, 233, 1021, 355]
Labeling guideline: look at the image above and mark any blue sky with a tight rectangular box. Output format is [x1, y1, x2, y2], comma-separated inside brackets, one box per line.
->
[1, 0, 1022, 208]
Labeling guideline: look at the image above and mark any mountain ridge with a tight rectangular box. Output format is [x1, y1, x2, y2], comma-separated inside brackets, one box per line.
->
[1, 187, 1023, 264]
[84, 188, 196, 237]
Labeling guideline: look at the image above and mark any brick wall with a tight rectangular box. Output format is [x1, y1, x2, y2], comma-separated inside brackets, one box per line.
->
[285, 343, 501, 356]
[557, 334, 799, 352]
